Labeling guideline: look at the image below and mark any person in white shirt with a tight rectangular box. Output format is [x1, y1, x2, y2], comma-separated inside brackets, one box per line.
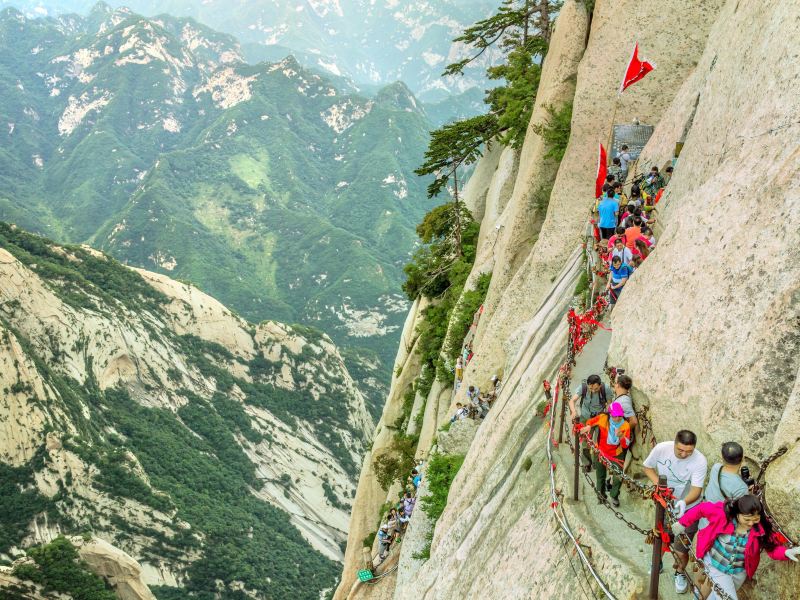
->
[617, 145, 632, 181]
[610, 237, 633, 266]
[643, 430, 708, 595]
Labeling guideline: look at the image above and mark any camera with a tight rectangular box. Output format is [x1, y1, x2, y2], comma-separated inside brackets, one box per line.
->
[740, 466, 755, 488]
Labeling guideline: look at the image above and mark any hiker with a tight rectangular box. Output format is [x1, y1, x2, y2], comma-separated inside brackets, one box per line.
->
[700, 441, 750, 535]
[616, 145, 632, 181]
[569, 374, 613, 471]
[664, 165, 674, 186]
[608, 156, 623, 182]
[644, 166, 665, 196]
[613, 182, 627, 205]
[630, 183, 643, 204]
[612, 373, 638, 427]
[633, 238, 650, 261]
[672, 495, 800, 600]
[398, 507, 410, 532]
[387, 507, 401, 541]
[620, 203, 636, 225]
[607, 226, 626, 249]
[643, 430, 708, 594]
[403, 491, 415, 517]
[610, 236, 633, 266]
[597, 189, 619, 240]
[489, 374, 501, 396]
[450, 402, 468, 423]
[641, 225, 656, 248]
[455, 356, 463, 384]
[411, 468, 421, 489]
[579, 402, 631, 507]
[462, 344, 470, 365]
[606, 256, 632, 304]
[466, 384, 480, 402]
[377, 524, 392, 560]
[624, 216, 643, 249]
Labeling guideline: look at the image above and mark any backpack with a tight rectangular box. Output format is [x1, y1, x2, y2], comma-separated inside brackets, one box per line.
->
[580, 380, 607, 415]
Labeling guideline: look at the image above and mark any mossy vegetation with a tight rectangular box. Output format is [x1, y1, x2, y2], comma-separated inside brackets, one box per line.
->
[414, 453, 466, 560]
[12, 536, 116, 600]
[534, 101, 574, 163]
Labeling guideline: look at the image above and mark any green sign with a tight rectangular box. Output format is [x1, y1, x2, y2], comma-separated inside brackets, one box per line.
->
[357, 569, 374, 582]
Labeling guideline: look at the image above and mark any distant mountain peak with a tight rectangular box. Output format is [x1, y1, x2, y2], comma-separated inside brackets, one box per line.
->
[375, 81, 424, 114]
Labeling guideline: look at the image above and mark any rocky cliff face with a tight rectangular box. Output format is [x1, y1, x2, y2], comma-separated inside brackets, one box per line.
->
[338, 0, 799, 598]
[0, 223, 371, 598]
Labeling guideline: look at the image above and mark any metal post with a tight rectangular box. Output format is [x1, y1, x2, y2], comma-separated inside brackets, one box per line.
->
[557, 377, 567, 444]
[649, 475, 668, 599]
[573, 427, 580, 501]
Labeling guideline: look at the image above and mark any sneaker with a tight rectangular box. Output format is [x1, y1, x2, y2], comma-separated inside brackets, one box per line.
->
[674, 572, 689, 594]
[610, 497, 620, 508]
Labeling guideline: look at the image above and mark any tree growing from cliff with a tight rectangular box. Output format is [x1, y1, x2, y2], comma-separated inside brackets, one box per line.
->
[439, 0, 561, 149]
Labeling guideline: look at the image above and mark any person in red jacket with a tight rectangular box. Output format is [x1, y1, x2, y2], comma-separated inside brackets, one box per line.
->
[672, 495, 799, 599]
[579, 402, 631, 507]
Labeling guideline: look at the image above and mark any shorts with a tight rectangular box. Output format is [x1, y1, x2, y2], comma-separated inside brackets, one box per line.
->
[671, 520, 699, 554]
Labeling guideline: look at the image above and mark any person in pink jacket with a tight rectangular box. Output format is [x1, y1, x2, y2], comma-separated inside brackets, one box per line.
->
[672, 495, 799, 599]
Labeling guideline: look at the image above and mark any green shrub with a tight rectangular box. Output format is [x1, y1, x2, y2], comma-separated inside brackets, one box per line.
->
[414, 453, 466, 561]
[534, 102, 574, 163]
[372, 434, 417, 491]
[12, 536, 116, 600]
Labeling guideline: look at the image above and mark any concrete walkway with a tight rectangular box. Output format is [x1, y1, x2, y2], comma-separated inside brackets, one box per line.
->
[553, 314, 692, 599]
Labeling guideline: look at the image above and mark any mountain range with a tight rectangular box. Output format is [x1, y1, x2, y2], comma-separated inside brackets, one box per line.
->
[0, 0, 501, 102]
[0, 3, 459, 412]
[0, 222, 372, 597]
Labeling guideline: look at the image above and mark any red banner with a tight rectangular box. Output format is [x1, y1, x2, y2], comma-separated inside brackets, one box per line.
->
[620, 42, 655, 92]
[595, 143, 607, 199]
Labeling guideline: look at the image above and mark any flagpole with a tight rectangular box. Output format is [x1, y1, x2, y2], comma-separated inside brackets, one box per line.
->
[606, 95, 620, 171]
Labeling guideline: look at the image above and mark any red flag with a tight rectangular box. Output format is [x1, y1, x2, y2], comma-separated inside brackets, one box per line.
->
[654, 188, 664, 204]
[620, 43, 655, 92]
[595, 143, 607, 199]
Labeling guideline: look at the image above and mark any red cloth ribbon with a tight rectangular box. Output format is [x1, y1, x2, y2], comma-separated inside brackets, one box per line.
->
[656, 522, 672, 554]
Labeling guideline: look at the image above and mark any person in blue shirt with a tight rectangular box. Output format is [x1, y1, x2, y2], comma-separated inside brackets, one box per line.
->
[411, 468, 421, 488]
[597, 189, 620, 239]
[607, 256, 633, 304]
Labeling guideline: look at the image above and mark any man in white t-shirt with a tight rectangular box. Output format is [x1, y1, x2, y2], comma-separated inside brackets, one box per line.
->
[643, 430, 707, 595]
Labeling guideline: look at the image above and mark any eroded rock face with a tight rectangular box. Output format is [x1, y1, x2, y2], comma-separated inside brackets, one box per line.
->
[0, 236, 371, 589]
[335, 298, 429, 599]
[608, 0, 800, 595]
[337, 0, 800, 598]
[75, 537, 156, 600]
[468, 0, 724, 395]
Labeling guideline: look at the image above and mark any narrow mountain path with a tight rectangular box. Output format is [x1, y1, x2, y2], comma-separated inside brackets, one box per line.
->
[553, 313, 687, 599]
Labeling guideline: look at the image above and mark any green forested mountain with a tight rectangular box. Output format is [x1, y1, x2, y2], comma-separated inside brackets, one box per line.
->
[0, 222, 375, 598]
[1, 0, 501, 103]
[0, 4, 439, 411]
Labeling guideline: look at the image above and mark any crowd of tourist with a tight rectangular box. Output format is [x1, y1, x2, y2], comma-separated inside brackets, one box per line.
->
[376, 465, 423, 563]
[572, 370, 799, 598]
[594, 161, 664, 305]
[451, 375, 502, 422]
[568, 154, 798, 599]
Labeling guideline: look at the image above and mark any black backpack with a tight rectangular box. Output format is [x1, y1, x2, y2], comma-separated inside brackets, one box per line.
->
[580, 380, 607, 414]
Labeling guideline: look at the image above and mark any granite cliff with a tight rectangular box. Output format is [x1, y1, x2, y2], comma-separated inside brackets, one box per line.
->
[337, 0, 800, 598]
